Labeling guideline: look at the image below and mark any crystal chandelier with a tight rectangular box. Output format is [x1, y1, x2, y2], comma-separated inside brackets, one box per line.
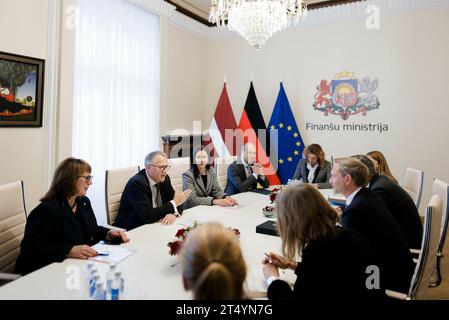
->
[209, 0, 307, 50]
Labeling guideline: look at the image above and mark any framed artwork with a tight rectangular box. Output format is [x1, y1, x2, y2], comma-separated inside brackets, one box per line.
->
[0, 51, 45, 127]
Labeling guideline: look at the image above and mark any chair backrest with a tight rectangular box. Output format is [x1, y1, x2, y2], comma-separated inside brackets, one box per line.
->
[0, 181, 27, 273]
[409, 194, 442, 299]
[402, 167, 424, 208]
[432, 179, 449, 254]
[214, 156, 237, 189]
[105, 166, 139, 225]
[168, 157, 190, 193]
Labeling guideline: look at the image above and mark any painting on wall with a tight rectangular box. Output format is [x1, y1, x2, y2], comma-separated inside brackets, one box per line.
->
[0, 51, 45, 127]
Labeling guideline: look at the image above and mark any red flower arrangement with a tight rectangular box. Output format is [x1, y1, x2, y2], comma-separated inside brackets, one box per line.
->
[269, 186, 285, 203]
[167, 222, 240, 256]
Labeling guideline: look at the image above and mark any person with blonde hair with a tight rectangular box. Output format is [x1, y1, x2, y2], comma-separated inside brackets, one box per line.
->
[181, 223, 247, 300]
[367, 150, 398, 183]
[292, 143, 332, 188]
[15, 157, 128, 275]
[262, 184, 382, 300]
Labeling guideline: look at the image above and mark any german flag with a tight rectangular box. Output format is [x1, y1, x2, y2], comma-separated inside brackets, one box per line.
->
[238, 82, 281, 186]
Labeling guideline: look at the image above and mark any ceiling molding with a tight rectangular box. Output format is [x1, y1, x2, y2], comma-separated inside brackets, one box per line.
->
[127, 0, 449, 39]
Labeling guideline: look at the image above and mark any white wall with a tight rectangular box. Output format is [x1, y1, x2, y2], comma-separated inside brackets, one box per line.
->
[0, 0, 49, 211]
[3, 0, 448, 216]
[160, 20, 207, 138]
[205, 5, 449, 213]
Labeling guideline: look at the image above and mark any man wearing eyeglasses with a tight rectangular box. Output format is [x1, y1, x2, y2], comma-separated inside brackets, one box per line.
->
[114, 151, 191, 230]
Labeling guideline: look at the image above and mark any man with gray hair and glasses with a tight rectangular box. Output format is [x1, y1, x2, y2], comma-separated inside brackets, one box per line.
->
[114, 151, 191, 230]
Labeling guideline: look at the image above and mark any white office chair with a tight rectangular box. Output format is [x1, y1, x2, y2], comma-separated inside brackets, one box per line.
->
[168, 157, 190, 193]
[429, 179, 449, 287]
[214, 156, 237, 190]
[0, 181, 27, 284]
[386, 194, 442, 300]
[401, 167, 424, 208]
[105, 166, 140, 225]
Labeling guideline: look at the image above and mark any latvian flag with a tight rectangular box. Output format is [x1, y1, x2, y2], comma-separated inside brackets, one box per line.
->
[208, 83, 238, 158]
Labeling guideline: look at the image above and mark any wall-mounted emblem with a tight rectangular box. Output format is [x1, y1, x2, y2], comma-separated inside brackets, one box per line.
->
[313, 71, 380, 120]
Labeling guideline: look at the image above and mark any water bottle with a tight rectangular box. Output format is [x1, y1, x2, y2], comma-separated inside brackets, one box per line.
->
[90, 273, 100, 298]
[85, 262, 94, 284]
[115, 271, 124, 293]
[88, 270, 96, 297]
[106, 264, 117, 293]
[94, 282, 106, 300]
[110, 273, 121, 300]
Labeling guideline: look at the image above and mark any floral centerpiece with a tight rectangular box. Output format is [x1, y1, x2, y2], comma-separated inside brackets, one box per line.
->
[167, 222, 240, 256]
[269, 186, 285, 203]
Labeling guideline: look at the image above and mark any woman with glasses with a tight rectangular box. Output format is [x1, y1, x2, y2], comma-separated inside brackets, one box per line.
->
[182, 146, 237, 209]
[15, 157, 129, 275]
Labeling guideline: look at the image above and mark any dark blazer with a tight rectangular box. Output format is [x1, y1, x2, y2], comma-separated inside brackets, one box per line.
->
[182, 167, 226, 209]
[341, 188, 415, 292]
[267, 227, 384, 300]
[224, 161, 270, 195]
[369, 174, 423, 249]
[114, 170, 183, 230]
[292, 158, 332, 189]
[15, 197, 109, 275]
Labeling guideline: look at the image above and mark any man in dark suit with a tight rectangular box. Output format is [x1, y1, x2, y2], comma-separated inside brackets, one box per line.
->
[330, 157, 415, 293]
[353, 155, 423, 249]
[114, 151, 191, 230]
[225, 142, 270, 195]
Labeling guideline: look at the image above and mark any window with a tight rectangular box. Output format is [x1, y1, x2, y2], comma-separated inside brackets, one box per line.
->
[73, 0, 160, 224]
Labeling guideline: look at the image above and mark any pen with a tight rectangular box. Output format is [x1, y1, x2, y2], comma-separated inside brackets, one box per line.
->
[97, 253, 109, 256]
[264, 252, 272, 263]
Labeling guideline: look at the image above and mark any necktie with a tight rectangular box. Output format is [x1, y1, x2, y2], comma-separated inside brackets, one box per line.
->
[246, 165, 253, 178]
[155, 183, 162, 207]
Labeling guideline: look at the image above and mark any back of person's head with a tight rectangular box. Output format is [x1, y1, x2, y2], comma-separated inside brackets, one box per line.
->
[41, 157, 92, 202]
[276, 184, 338, 260]
[181, 223, 247, 300]
[351, 155, 376, 180]
[366, 150, 397, 183]
[304, 144, 326, 167]
[334, 157, 369, 188]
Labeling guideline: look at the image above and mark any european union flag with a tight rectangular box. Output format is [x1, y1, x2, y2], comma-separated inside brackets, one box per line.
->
[268, 83, 305, 184]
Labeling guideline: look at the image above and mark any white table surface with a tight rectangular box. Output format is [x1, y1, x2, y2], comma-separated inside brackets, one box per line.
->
[0, 189, 341, 300]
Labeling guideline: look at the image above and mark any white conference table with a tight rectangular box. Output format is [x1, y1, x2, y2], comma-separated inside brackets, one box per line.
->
[0, 188, 339, 300]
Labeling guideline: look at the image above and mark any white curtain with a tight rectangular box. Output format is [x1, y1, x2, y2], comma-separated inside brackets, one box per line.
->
[73, 0, 160, 225]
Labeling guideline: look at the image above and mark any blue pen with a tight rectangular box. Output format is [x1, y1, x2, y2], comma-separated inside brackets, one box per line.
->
[97, 253, 109, 256]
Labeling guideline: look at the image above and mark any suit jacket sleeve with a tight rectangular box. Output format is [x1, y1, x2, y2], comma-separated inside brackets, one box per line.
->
[182, 171, 214, 207]
[227, 164, 258, 193]
[210, 170, 226, 199]
[292, 159, 304, 181]
[258, 175, 270, 188]
[126, 177, 176, 224]
[317, 163, 332, 189]
[267, 279, 295, 300]
[18, 203, 73, 272]
[83, 198, 109, 240]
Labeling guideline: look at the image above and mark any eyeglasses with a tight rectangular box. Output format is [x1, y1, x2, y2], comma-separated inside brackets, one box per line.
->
[77, 175, 93, 182]
[148, 164, 171, 172]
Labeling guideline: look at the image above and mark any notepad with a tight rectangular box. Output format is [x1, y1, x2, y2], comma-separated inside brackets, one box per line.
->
[89, 243, 136, 264]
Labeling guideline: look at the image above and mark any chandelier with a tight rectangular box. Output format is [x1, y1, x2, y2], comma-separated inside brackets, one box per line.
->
[209, 0, 307, 50]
